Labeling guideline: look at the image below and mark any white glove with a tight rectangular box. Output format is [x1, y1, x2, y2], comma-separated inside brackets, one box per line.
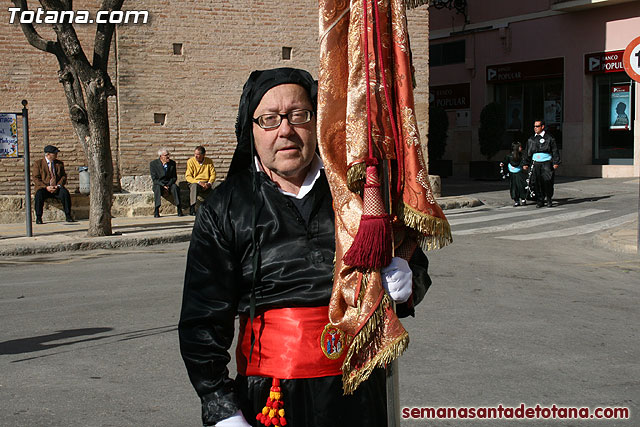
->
[214, 411, 251, 427]
[381, 257, 413, 303]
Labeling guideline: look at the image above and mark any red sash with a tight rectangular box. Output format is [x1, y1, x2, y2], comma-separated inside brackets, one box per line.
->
[236, 306, 346, 379]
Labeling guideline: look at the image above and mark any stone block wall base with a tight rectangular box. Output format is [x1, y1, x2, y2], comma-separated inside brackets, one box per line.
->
[428, 175, 442, 198]
[0, 189, 194, 224]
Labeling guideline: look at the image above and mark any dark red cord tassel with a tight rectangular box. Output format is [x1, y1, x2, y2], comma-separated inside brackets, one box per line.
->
[343, 165, 393, 269]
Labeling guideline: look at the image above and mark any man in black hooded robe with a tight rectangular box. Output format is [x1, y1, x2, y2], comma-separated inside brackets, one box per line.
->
[178, 68, 431, 427]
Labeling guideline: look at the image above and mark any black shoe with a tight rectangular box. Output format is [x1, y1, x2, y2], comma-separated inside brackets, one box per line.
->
[513, 201, 520, 207]
[154, 207, 160, 218]
[189, 205, 196, 216]
[35, 217, 43, 224]
[547, 199, 553, 207]
[65, 216, 76, 223]
[536, 202, 544, 208]
[177, 207, 184, 217]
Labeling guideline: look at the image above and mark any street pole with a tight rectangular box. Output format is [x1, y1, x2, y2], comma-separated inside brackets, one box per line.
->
[22, 100, 32, 238]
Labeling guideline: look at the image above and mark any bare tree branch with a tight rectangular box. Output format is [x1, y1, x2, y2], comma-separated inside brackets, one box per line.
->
[93, 0, 124, 72]
[11, 0, 59, 54]
[39, 0, 94, 80]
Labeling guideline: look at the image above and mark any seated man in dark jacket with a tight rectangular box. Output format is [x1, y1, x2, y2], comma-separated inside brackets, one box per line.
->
[32, 145, 74, 224]
[149, 148, 183, 217]
[178, 68, 432, 427]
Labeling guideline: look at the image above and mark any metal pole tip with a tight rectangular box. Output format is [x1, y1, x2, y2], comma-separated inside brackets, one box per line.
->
[21, 99, 28, 107]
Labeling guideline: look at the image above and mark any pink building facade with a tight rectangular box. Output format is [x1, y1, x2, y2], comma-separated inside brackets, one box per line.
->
[429, 0, 640, 177]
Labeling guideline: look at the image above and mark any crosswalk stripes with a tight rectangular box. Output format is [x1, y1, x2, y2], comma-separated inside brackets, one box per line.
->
[497, 212, 636, 240]
[451, 208, 608, 236]
[448, 207, 566, 226]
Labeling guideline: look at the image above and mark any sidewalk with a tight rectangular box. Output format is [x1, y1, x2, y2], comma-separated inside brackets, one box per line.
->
[0, 215, 196, 256]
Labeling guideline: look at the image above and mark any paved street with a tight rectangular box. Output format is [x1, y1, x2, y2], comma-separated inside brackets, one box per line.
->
[0, 177, 638, 426]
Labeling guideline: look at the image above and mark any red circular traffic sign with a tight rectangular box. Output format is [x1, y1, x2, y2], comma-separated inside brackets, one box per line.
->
[623, 35, 640, 82]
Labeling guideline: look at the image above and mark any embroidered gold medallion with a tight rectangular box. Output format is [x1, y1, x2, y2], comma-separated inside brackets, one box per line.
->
[320, 323, 345, 359]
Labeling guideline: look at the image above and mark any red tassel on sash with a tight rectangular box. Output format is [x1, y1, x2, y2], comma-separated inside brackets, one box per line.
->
[256, 378, 287, 426]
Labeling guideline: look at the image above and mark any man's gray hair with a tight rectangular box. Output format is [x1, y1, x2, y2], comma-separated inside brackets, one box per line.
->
[157, 147, 170, 156]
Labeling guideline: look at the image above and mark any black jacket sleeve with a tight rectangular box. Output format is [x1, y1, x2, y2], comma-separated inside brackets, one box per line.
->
[396, 248, 431, 318]
[167, 161, 178, 187]
[178, 199, 243, 425]
[523, 139, 533, 165]
[150, 160, 162, 186]
[550, 136, 561, 165]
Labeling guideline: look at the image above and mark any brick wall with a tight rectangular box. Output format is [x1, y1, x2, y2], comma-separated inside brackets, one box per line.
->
[1, 1, 429, 195]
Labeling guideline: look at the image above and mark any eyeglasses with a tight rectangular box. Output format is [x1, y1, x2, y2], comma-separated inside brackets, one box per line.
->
[534, 125, 542, 128]
[252, 109, 314, 129]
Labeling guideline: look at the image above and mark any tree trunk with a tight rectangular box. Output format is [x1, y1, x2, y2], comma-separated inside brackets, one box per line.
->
[14, 0, 121, 237]
[85, 77, 113, 237]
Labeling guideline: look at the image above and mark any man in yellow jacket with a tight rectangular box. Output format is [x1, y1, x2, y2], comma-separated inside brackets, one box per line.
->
[185, 145, 216, 215]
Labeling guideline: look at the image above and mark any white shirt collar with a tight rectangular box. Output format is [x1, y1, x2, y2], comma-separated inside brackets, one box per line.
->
[254, 154, 324, 200]
[536, 130, 546, 137]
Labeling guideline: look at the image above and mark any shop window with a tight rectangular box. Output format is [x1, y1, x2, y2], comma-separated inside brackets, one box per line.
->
[494, 79, 563, 149]
[593, 73, 634, 164]
[430, 40, 465, 67]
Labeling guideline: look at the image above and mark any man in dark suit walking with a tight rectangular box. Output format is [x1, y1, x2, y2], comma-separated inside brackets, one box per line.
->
[32, 145, 74, 224]
[150, 148, 183, 217]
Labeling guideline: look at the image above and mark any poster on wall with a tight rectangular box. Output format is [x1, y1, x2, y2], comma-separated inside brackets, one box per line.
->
[610, 84, 632, 131]
[0, 113, 19, 158]
[544, 100, 562, 125]
[506, 97, 523, 130]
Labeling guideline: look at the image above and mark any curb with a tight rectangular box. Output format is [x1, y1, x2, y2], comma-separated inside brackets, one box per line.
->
[0, 230, 193, 257]
[439, 197, 484, 210]
[592, 230, 638, 255]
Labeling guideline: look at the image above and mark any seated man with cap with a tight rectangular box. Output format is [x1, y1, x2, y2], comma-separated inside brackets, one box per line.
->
[32, 145, 75, 224]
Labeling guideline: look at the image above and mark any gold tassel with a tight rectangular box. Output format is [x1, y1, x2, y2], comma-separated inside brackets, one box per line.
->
[347, 162, 366, 193]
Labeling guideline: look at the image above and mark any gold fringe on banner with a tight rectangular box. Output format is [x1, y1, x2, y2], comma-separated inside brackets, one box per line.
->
[398, 203, 453, 251]
[341, 274, 410, 395]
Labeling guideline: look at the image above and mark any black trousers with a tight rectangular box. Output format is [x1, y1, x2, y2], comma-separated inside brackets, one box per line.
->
[532, 161, 555, 202]
[152, 183, 181, 208]
[34, 187, 72, 218]
[236, 369, 387, 427]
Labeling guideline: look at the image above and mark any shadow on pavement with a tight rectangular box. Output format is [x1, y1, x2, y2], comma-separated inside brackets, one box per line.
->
[0, 327, 113, 355]
[554, 195, 612, 206]
[439, 176, 602, 197]
[4, 325, 178, 362]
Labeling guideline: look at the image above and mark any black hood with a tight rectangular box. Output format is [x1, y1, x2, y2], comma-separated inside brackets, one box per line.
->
[229, 68, 317, 178]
